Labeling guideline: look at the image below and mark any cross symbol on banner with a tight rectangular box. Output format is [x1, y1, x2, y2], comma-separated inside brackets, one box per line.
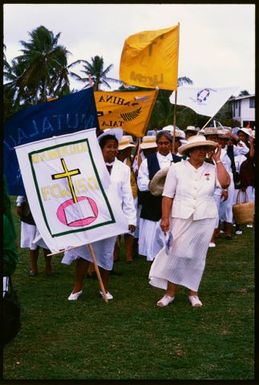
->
[51, 158, 81, 203]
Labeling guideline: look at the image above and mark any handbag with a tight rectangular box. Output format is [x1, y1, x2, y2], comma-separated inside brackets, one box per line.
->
[232, 190, 254, 225]
[1, 276, 21, 346]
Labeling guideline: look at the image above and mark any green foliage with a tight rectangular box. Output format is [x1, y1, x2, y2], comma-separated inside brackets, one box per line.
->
[3, 199, 254, 380]
[70, 55, 122, 91]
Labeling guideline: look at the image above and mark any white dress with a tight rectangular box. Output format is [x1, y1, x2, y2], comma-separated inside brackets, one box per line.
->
[16, 195, 48, 250]
[149, 160, 220, 292]
[62, 158, 136, 270]
[218, 144, 249, 224]
[137, 152, 174, 261]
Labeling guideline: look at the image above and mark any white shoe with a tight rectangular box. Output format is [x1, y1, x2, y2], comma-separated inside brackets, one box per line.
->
[235, 230, 243, 235]
[99, 290, 113, 300]
[68, 290, 82, 301]
[246, 224, 253, 228]
[209, 242, 216, 248]
[157, 294, 175, 307]
[189, 295, 203, 307]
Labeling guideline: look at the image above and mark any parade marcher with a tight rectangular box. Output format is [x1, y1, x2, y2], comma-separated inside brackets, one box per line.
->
[149, 135, 230, 307]
[237, 130, 255, 229]
[203, 127, 226, 247]
[116, 135, 138, 262]
[137, 130, 181, 261]
[217, 127, 249, 239]
[16, 195, 52, 276]
[62, 131, 136, 301]
[132, 135, 158, 248]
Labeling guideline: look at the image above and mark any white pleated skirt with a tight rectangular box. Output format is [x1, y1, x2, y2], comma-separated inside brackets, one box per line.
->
[61, 236, 117, 271]
[20, 222, 48, 250]
[138, 218, 166, 261]
[149, 216, 217, 292]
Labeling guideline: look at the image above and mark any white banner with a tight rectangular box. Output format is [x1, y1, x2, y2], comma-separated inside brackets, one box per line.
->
[15, 128, 128, 253]
[170, 86, 239, 117]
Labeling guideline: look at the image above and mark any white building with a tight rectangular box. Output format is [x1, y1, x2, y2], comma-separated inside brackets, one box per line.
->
[230, 94, 255, 128]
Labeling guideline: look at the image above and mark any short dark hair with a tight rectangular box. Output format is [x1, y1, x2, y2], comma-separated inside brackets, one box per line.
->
[99, 134, 118, 149]
[156, 131, 172, 143]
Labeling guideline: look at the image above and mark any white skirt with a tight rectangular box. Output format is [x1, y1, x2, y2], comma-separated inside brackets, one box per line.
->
[149, 216, 217, 292]
[61, 236, 117, 271]
[138, 218, 165, 261]
[20, 222, 48, 250]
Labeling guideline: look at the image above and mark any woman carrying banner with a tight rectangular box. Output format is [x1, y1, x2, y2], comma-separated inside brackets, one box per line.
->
[63, 131, 136, 301]
[149, 135, 230, 308]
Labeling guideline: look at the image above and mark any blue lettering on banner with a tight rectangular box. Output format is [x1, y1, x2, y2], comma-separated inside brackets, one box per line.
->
[4, 88, 99, 195]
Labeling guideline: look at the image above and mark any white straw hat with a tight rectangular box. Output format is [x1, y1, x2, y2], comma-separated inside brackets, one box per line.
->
[238, 127, 254, 137]
[149, 167, 170, 196]
[203, 127, 219, 136]
[97, 128, 124, 142]
[186, 125, 200, 133]
[178, 134, 217, 156]
[140, 135, 157, 149]
[118, 135, 136, 151]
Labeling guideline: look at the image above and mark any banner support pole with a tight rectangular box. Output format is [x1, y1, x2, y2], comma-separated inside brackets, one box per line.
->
[201, 115, 214, 130]
[172, 89, 178, 154]
[87, 243, 108, 303]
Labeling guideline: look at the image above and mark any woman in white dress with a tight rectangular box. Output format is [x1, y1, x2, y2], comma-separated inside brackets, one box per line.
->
[16, 195, 52, 276]
[63, 133, 136, 301]
[149, 135, 230, 308]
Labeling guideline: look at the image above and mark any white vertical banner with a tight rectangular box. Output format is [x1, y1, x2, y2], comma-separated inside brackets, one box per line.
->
[15, 128, 128, 253]
[170, 86, 239, 117]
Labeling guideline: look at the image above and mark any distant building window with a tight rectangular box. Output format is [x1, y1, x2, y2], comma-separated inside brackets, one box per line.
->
[249, 98, 255, 108]
[235, 100, 241, 117]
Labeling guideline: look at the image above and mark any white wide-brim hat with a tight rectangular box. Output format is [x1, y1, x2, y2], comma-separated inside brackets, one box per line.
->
[238, 127, 254, 137]
[203, 127, 219, 136]
[118, 135, 136, 151]
[149, 166, 170, 196]
[140, 135, 157, 149]
[178, 134, 217, 156]
[97, 128, 124, 142]
[186, 125, 200, 133]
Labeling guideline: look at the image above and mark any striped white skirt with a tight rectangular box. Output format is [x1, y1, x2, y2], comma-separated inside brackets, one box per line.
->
[61, 236, 117, 271]
[138, 218, 165, 261]
[149, 216, 217, 292]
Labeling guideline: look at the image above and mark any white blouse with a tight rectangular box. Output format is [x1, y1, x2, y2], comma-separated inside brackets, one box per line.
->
[109, 158, 137, 226]
[163, 160, 221, 220]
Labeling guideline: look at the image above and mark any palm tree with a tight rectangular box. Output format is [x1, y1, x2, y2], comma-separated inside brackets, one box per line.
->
[70, 55, 121, 91]
[15, 25, 72, 103]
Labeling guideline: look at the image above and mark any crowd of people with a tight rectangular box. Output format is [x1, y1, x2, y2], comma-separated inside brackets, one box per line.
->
[14, 124, 255, 308]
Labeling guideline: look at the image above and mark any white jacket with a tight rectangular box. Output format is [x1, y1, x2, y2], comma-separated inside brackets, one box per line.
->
[163, 160, 221, 220]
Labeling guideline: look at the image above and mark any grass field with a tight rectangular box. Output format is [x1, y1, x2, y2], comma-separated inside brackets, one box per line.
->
[3, 201, 255, 380]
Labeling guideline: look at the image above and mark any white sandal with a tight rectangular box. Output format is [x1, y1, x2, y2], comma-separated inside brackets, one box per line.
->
[68, 290, 83, 301]
[157, 294, 175, 307]
[188, 295, 203, 307]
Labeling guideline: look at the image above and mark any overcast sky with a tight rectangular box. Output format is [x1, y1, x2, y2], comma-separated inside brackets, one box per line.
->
[3, 3, 255, 95]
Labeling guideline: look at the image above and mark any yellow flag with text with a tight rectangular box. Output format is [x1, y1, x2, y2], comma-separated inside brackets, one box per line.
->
[119, 24, 179, 90]
[94, 90, 158, 137]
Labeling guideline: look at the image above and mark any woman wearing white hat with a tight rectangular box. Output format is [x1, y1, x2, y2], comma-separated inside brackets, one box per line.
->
[137, 131, 181, 261]
[216, 128, 249, 239]
[63, 131, 136, 301]
[149, 135, 230, 307]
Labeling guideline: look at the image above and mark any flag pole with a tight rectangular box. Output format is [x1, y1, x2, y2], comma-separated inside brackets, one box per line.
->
[201, 115, 214, 130]
[172, 89, 178, 153]
[87, 244, 108, 303]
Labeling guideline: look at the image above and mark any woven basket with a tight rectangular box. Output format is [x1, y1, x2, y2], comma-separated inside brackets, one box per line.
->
[232, 190, 254, 225]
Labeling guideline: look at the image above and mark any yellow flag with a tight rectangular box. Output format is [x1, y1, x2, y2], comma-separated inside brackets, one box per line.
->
[94, 90, 158, 137]
[119, 24, 179, 91]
